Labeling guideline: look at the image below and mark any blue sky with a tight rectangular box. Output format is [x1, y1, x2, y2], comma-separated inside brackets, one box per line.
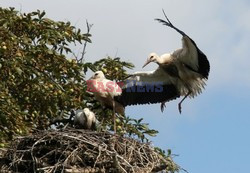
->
[1, 1, 250, 172]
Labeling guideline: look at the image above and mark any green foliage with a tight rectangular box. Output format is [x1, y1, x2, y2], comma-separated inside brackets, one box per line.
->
[121, 116, 159, 141]
[0, 7, 90, 143]
[1, 7, 157, 150]
[0, 7, 180, 172]
[92, 56, 134, 80]
[0, 7, 157, 144]
[154, 147, 180, 172]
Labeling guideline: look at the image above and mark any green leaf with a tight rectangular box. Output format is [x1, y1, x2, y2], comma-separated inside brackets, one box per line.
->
[15, 67, 23, 75]
[39, 11, 46, 19]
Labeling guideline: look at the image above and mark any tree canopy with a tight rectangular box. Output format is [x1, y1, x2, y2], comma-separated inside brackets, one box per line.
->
[0, 7, 181, 172]
[0, 7, 91, 142]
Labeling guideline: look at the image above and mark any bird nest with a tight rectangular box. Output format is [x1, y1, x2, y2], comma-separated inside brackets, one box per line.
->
[0, 128, 180, 173]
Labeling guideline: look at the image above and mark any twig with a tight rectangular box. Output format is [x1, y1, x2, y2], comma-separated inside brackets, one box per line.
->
[31, 137, 47, 173]
[78, 20, 93, 63]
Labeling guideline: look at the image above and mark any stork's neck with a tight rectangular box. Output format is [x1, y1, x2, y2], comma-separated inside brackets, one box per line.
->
[95, 75, 106, 81]
[158, 53, 173, 65]
[156, 55, 165, 64]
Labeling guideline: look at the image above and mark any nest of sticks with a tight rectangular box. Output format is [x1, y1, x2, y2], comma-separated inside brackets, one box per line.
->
[0, 128, 179, 173]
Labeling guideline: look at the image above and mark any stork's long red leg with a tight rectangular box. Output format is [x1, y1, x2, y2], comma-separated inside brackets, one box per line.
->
[178, 91, 191, 114]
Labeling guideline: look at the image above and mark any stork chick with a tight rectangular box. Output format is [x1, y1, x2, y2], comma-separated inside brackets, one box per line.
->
[74, 108, 96, 130]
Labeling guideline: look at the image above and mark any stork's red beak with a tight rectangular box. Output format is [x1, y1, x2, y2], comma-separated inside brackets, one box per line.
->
[142, 59, 151, 68]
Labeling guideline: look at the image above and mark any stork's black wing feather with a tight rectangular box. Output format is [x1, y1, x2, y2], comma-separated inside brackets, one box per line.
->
[115, 83, 180, 107]
[155, 10, 187, 37]
[189, 39, 210, 79]
[155, 18, 187, 37]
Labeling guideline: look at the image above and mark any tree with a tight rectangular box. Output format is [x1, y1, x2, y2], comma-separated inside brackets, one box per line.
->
[0, 7, 91, 143]
[0, 7, 181, 172]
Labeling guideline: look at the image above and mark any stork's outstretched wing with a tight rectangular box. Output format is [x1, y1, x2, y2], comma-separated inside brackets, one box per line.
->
[155, 10, 210, 79]
[114, 67, 180, 107]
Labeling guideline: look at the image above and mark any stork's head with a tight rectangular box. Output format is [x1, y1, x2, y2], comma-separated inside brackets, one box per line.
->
[142, 53, 158, 68]
[90, 71, 105, 80]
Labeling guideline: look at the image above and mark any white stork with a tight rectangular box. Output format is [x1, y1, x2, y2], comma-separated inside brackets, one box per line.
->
[87, 71, 124, 132]
[115, 12, 210, 114]
[140, 11, 210, 113]
[74, 108, 96, 130]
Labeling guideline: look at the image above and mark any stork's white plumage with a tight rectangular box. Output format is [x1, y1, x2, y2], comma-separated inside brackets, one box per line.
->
[74, 108, 96, 130]
[138, 11, 210, 113]
[87, 71, 124, 114]
[144, 50, 207, 98]
[87, 71, 124, 132]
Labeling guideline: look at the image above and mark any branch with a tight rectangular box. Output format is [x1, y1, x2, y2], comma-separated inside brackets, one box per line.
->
[78, 20, 93, 63]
